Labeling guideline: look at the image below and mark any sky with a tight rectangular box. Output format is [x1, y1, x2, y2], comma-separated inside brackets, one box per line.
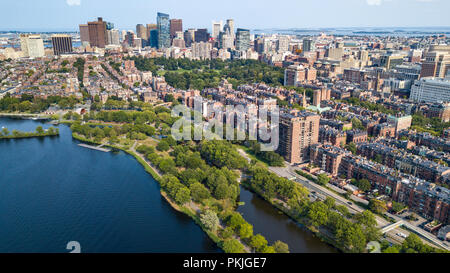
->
[0, 0, 449, 31]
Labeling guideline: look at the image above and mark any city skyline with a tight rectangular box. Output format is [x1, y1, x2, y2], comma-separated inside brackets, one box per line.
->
[0, 0, 449, 32]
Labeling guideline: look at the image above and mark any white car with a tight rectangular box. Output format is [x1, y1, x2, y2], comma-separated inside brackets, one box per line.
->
[396, 232, 407, 239]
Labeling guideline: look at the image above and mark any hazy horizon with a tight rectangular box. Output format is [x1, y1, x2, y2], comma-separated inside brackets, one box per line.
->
[0, 0, 449, 32]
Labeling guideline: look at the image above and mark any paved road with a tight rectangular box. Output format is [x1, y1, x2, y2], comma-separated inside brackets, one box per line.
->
[237, 148, 448, 250]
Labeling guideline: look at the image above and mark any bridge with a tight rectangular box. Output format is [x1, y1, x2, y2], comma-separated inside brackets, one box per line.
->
[381, 221, 404, 234]
[78, 143, 111, 153]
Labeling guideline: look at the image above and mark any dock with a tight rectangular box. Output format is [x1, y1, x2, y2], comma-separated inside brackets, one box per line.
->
[78, 143, 111, 153]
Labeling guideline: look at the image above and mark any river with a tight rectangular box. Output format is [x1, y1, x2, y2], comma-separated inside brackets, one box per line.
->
[0, 117, 337, 253]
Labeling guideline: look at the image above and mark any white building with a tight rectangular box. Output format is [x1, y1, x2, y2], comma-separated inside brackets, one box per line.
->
[20, 34, 45, 58]
[191, 42, 212, 60]
[212, 21, 223, 39]
[410, 77, 450, 103]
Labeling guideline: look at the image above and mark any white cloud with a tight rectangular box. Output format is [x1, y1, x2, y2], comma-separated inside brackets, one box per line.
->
[366, 0, 383, 5]
[66, 0, 81, 6]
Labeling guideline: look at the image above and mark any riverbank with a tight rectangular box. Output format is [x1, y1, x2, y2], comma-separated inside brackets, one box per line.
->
[71, 132, 229, 253]
[240, 181, 343, 253]
[0, 132, 59, 139]
[0, 127, 59, 140]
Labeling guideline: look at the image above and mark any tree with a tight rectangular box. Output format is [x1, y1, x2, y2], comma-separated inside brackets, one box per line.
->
[222, 239, 245, 254]
[316, 174, 330, 186]
[238, 223, 253, 239]
[273, 241, 290, 253]
[35, 126, 44, 134]
[156, 141, 170, 152]
[227, 212, 246, 230]
[249, 234, 268, 252]
[356, 179, 371, 192]
[324, 197, 336, 209]
[345, 142, 357, 155]
[369, 199, 387, 214]
[391, 201, 406, 214]
[175, 187, 191, 205]
[308, 201, 329, 227]
[200, 210, 219, 232]
[1, 127, 9, 136]
[190, 182, 211, 202]
[351, 118, 365, 130]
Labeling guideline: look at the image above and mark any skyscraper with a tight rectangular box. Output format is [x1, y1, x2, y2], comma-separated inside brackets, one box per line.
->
[136, 24, 148, 40]
[79, 24, 90, 44]
[303, 39, 315, 52]
[212, 21, 223, 39]
[194, 29, 210, 43]
[20, 34, 45, 58]
[88, 17, 107, 48]
[149, 29, 159, 48]
[170, 19, 183, 39]
[184, 29, 195, 47]
[236, 28, 250, 51]
[224, 19, 235, 37]
[107, 29, 120, 45]
[136, 24, 148, 46]
[51, 34, 73, 55]
[277, 112, 320, 164]
[125, 31, 136, 47]
[421, 45, 450, 78]
[157, 12, 170, 49]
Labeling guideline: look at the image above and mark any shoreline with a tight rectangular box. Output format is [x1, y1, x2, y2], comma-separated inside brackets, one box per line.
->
[71, 132, 227, 253]
[240, 181, 343, 253]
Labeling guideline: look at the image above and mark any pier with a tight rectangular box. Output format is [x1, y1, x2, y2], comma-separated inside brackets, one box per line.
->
[78, 143, 111, 153]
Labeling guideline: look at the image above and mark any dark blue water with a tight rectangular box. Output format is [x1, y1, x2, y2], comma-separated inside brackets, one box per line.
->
[237, 187, 338, 253]
[0, 117, 220, 253]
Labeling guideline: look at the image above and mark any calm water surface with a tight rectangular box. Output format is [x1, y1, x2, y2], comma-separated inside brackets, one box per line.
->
[0, 117, 337, 253]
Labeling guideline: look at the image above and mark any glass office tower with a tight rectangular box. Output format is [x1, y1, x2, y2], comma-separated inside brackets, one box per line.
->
[157, 12, 170, 49]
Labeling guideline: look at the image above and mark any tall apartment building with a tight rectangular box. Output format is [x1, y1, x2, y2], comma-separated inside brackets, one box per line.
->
[106, 29, 120, 45]
[20, 34, 45, 58]
[157, 12, 170, 49]
[276, 35, 290, 53]
[284, 65, 304, 86]
[192, 42, 212, 60]
[79, 24, 90, 44]
[194, 29, 210, 43]
[51, 34, 73, 55]
[136, 24, 148, 41]
[219, 31, 234, 50]
[184, 29, 195, 47]
[420, 45, 450, 78]
[169, 19, 183, 39]
[212, 21, 223, 39]
[410, 77, 450, 103]
[284, 65, 316, 86]
[224, 19, 235, 37]
[236, 28, 250, 52]
[277, 111, 320, 164]
[87, 17, 107, 48]
[302, 39, 315, 52]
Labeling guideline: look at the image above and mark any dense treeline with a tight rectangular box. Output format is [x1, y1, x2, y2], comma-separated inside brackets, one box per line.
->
[245, 141, 285, 167]
[127, 57, 285, 90]
[0, 125, 59, 139]
[247, 165, 381, 253]
[134, 139, 290, 253]
[411, 112, 450, 137]
[0, 94, 81, 113]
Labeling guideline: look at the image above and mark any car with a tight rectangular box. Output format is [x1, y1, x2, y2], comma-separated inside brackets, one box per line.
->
[347, 202, 353, 205]
[396, 233, 407, 239]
